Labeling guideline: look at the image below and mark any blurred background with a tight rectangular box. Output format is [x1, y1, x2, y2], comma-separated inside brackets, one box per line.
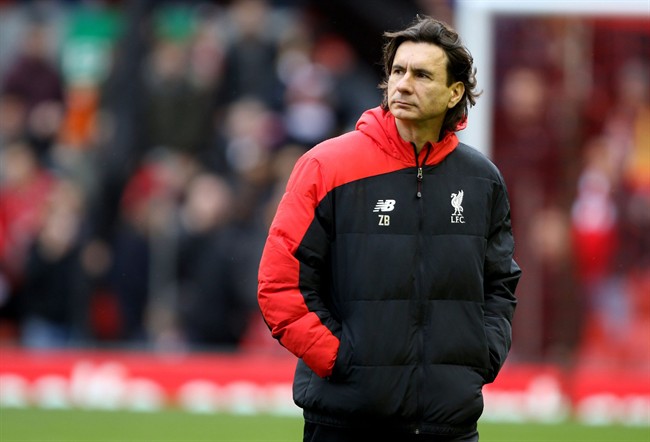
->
[0, 0, 648, 377]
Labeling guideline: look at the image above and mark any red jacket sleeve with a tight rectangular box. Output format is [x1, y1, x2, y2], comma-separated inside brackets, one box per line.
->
[257, 155, 340, 378]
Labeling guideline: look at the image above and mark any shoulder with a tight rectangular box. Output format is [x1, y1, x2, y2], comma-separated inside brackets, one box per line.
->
[285, 131, 369, 197]
[450, 143, 505, 184]
[298, 130, 378, 177]
[303, 130, 370, 165]
[288, 130, 399, 196]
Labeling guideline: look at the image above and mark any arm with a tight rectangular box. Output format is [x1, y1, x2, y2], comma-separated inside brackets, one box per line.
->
[483, 175, 521, 383]
[257, 155, 340, 378]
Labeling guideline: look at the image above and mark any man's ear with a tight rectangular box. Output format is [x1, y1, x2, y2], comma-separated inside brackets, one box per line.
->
[448, 81, 465, 109]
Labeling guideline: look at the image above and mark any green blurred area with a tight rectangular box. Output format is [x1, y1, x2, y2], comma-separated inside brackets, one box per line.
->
[1, 408, 648, 442]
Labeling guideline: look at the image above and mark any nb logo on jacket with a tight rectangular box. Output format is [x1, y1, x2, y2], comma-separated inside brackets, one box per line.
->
[374, 199, 395, 226]
[373, 199, 396, 212]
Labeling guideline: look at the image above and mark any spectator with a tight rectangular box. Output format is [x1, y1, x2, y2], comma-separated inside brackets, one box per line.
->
[1, 19, 64, 160]
[604, 59, 650, 272]
[108, 148, 197, 345]
[0, 140, 58, 337]
[19, 178, 90, 348]
[142, 37, 217, 155]
[282, 60, 337, 146]
[572, 59, 650, 368]
[217, 0, 284, 109]
[176, 172, 255, 348]
[312, 34, 382, 133]
[216, 96, 284, 224]
[492, 65, 562, 360]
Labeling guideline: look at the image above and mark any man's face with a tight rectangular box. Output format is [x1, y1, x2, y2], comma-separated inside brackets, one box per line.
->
[387, 41, 464, 126]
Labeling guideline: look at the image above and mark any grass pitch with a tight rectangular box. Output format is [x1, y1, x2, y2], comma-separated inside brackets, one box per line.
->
[0, 408, 648, 441]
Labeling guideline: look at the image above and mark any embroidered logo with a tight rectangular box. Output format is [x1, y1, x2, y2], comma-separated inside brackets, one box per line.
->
[373, 199, 395, 226]
[450, 190, 465, 224]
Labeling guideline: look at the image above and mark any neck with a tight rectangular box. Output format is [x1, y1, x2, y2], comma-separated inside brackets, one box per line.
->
[395, 118, 442, 153]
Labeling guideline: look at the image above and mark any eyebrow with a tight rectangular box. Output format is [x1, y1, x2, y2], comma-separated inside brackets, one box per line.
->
[413, 67, 433, 77]
[392, 63, 433, 77]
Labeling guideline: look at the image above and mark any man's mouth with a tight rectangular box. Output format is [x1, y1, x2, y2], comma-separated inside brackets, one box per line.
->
[392, 100, 413, 107]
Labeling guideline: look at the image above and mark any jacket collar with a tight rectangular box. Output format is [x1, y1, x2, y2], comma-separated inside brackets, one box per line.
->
[355, 106, 459, 166]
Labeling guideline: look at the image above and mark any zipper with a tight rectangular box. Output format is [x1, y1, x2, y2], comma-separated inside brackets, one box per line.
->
[411, 142, 431, 425]
[412, 143, 431, 198]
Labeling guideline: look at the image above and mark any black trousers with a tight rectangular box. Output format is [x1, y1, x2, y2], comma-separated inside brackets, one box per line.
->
[303, 422, 479, 442]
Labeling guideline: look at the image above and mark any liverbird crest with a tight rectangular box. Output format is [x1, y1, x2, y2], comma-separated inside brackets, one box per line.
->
[450, 190, 464, 217]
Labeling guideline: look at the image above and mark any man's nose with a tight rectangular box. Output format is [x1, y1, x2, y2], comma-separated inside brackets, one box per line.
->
[396, 73, 413, 92]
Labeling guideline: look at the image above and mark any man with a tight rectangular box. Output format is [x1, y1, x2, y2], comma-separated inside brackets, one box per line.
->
[258, 15, 521, 442]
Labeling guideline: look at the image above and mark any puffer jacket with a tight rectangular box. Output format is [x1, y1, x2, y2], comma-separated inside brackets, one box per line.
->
[258, 107, 521, 436]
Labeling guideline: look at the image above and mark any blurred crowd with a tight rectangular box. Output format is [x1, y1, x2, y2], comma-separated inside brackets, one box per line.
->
[491, 16, 650, 368]
[0, 1, 648, 368]
[0, 0, 382, 352]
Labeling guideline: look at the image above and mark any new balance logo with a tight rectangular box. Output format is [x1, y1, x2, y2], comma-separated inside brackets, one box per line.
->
[373, 199, 396, 212]
[374, 199, 395, 226]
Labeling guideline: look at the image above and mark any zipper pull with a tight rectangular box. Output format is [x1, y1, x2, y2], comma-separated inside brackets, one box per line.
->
[412, 142, 430, 199]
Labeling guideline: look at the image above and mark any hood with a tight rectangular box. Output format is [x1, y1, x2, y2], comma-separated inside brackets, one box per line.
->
[355, 106, 459, 166]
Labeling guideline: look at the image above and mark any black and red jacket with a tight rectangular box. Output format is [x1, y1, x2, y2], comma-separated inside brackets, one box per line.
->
[258, 107, 520, 435]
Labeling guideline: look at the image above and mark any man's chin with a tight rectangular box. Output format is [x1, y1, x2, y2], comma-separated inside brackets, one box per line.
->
[390, 108, 418, 120]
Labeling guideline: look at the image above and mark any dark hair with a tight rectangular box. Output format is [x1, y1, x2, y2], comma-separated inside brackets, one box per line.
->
[380, 15, 481, 135]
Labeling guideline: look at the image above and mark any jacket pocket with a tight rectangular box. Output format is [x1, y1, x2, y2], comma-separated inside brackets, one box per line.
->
[328, 326, 352, 382]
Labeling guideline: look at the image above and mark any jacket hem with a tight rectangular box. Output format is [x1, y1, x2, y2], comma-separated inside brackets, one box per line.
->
[302, 409, 478, 436]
